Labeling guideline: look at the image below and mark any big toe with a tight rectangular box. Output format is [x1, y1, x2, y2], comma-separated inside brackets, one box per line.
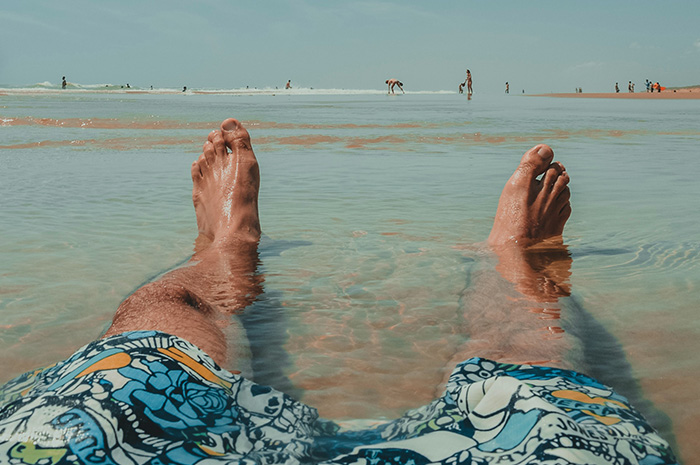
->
[221, 118, 254, 156]
[512, 144, 554, 184]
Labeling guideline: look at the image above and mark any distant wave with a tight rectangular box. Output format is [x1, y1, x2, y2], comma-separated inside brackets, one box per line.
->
[0, 82, 454, 95]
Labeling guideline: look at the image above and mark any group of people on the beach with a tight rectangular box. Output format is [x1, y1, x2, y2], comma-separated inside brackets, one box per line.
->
[389, 68, 474, 96]
[616, 80, 663, 93]
[645, 79, 663, 92]
[60, 69, 483, 96]
[60, 71, 668, 96]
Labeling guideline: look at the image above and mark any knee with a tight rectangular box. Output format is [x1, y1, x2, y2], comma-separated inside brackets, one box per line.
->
[123, 281, 214, 316]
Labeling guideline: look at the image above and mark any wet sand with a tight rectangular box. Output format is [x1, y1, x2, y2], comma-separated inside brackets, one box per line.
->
[536, 87, 700, 99]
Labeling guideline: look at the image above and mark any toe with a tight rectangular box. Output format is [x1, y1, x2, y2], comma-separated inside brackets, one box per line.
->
[557, 185, 571, 204]
[191, 158, 204, 180]
[551, 171, 570, 198]
[544, 171, 570, 213]
[559, 202, 572, 223]
[211, 131, 227, 158]
[203, 141, 216, 166]
[221, 118, 255, 157]
[513, 144, 554, 182]
[541, 162, 565, 192]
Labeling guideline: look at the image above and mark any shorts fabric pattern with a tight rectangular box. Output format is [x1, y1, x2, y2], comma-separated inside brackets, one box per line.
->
[0, 331, 676, 464]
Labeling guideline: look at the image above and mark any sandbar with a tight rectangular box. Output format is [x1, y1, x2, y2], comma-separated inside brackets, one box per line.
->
[536, 87, 700, 99]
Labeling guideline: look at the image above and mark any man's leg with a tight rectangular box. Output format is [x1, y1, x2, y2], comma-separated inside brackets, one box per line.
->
[446, 144, 578, 372]
[103, 118, 263, 368]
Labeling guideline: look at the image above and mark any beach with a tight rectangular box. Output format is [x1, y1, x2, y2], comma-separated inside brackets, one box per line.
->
[537, 86, 700, 99]
[1, 89, 699, 462]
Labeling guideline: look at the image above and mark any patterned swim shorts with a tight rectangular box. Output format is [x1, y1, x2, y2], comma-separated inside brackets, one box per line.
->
[0, 331, 677, 464]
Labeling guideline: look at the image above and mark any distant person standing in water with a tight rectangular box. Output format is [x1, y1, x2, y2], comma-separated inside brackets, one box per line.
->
[183, 86, 187, 92]
[615, 82, 619, 93]
[62, 76, 67, 89]
[385, 79, 404, 94]
[458, 80, 466, 94]
[466, 69, 473, 94]
[505, 82, 509, 94]
[285, 80, 292, 89]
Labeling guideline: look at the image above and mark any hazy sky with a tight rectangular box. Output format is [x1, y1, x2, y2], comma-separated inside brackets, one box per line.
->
[2, 0, 699, 93]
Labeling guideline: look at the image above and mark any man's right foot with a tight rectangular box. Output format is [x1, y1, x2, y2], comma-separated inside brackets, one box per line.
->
[487, 144, 571, 247]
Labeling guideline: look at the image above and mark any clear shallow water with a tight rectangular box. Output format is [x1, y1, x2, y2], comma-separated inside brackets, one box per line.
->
[1, 91, 699, 462]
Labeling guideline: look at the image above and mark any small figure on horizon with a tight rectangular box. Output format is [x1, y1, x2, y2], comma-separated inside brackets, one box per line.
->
[615, 82, 620, 93]
[628, 81, 634, 93]
[466, 69, 473, 94]
[126, 84, 131, 89]
[62, 76, 67, 89]
[183, 86, 187, 92]
[385, 79, 404, 94]
[645, 80, 651, 92]
[656, 82, 661, 93]
[286, 80, 292, 89]
[505, 82, 509, 94]
[458, 80, 466, 94]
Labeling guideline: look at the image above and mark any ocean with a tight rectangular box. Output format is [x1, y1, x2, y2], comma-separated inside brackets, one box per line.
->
[1, 87, 698, 462]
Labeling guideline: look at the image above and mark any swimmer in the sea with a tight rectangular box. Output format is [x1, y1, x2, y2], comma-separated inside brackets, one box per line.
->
[385, 78, 404, 94]
[0, 119, 676, 464]
[61, 76, 67, 89]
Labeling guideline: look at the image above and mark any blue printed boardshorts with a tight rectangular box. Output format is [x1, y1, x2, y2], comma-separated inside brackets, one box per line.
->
[0, 331, 676, 464]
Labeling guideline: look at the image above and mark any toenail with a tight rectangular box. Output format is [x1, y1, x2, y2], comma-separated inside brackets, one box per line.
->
[222, 119, 238, 132]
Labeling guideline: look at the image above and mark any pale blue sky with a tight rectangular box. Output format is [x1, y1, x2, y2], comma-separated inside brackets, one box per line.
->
[2, 0, 699, 93]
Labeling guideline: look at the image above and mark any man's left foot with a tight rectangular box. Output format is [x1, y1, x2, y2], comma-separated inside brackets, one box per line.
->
[191, 119, 261, 245]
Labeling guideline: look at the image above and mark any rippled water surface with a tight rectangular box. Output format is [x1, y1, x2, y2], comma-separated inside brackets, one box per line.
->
[1, 92, 699, 462]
